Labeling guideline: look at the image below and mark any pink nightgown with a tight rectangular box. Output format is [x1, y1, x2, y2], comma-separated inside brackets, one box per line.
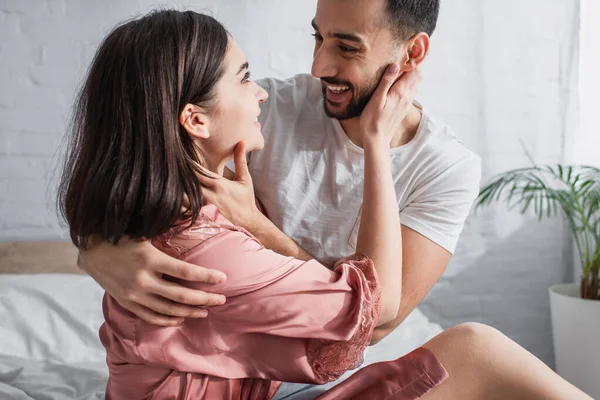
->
[100, 205, 448, 399]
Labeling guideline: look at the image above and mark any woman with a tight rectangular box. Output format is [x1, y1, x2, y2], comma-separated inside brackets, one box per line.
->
[59, 9, 590, 400]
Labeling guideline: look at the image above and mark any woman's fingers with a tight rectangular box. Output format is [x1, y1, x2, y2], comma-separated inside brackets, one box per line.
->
[233, 141, 251, 183]
[372, 63, 401, 108]
[388, 68, 421, 102]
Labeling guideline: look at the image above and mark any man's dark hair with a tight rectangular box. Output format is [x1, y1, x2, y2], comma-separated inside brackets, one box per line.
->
[384, 0, 440, 39]
[58, 10, 229, 248]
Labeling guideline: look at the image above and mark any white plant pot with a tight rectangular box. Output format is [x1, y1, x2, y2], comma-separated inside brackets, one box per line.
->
[549, 283, 600, 398]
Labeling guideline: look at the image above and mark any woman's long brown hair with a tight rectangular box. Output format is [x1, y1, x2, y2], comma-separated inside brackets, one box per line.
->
[58, 10, 228, 248]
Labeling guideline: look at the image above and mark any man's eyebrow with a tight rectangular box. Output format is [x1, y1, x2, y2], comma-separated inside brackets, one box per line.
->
[237, 62, 249, 75]
[311, 19, 366, 45]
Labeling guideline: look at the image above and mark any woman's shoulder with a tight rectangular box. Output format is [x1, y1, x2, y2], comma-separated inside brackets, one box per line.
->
[151, 204, 255, 259]
[150, 204, 308, 297]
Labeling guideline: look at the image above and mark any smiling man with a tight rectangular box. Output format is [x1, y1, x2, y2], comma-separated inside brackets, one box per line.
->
[78, 0, 481, 397]
[240, 0, 480, 337]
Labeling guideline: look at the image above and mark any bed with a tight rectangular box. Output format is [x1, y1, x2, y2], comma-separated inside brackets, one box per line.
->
[0, 242, 107, 399]
[0, 242, 443, 400]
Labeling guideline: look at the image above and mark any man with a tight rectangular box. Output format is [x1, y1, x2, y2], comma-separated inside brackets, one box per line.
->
[80, 0, 480, 396]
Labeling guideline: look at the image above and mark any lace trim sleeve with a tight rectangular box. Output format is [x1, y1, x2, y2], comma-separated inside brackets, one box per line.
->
[306, 254, 381, 383]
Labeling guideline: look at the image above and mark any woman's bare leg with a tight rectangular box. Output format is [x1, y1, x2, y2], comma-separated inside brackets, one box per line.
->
[419, 323, 591, 400]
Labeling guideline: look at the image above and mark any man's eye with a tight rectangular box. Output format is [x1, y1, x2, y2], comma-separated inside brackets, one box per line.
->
[340, 46, 359, 54]
[312, 33, 323, 42]
[242, 71, 251, 83]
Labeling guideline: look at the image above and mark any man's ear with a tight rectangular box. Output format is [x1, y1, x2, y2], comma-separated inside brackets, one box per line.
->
[179, 104, 211, 139]
[401, 32, 430, 72]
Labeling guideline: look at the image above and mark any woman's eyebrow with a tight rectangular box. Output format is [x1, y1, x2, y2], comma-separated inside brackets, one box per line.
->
[237, 62, 249, 75]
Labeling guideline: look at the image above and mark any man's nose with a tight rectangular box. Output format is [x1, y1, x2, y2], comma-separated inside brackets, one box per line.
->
[311, 46, 337, 78]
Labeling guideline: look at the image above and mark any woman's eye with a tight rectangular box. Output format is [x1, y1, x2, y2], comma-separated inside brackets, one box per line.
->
[311, 33, 323, 42]
[242, 71, 251, 83]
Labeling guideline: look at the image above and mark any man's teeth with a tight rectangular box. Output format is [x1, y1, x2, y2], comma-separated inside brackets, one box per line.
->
[327, 85, 350, 94]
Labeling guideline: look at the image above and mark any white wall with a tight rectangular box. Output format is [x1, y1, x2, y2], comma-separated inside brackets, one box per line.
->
[0, 0, 582, 367]
[576, 0, 600, 166]
[417, 0, 580, 368]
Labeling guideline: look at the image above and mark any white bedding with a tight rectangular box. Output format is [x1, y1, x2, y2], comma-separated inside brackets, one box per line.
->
[0, 274, 107, 400]
[0, 274, 443, 400]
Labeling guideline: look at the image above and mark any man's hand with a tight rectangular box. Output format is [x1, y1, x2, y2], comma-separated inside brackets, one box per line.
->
[360, 63, 421, 143]
[197, 141, 262, 230]
[79, 239, 227, 326]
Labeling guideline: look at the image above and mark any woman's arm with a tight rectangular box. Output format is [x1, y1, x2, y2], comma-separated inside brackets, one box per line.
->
[356, 138, 402, 325]
[355, 64, 419, 325]
[105, 225, 381, 385]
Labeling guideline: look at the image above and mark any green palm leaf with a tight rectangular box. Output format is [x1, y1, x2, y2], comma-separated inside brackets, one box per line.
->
[477, 164, 600, 299]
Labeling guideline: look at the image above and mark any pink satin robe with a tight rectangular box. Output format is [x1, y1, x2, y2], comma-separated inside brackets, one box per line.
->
[100, 205, 448, 399]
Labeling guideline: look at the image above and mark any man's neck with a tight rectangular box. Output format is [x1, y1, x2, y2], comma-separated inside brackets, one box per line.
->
[339, 104, 422, 149]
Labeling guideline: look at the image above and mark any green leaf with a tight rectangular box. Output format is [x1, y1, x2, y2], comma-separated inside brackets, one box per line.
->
[476, 163, 600, 278]
[558, 165, 564, 180]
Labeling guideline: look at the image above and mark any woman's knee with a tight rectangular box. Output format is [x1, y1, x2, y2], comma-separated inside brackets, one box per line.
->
[448, 322, 503, 342]
[419, 323, 505, 399]
[426, 322, 508, 357]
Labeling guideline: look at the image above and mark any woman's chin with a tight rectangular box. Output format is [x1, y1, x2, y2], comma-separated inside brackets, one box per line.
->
[247, 135, 265, 152]
[247, 142, 264, 153]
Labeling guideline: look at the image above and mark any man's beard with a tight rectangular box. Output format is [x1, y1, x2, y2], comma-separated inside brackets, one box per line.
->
[321, 66, 387, 120]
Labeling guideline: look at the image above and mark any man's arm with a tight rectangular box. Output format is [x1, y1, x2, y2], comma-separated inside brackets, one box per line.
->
[370, 225, 451, 344]
[78, 238, 228, 326]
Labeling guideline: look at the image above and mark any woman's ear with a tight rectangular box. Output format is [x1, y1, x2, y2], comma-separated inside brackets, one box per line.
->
[179, 104, 211, 139]
[401, 32, 430, 72]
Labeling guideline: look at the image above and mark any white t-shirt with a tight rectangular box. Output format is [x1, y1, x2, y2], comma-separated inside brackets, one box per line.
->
[247, 74, 481, 266]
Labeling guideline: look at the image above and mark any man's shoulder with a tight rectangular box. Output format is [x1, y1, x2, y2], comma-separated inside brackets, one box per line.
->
[420, 109, 481, 168]
[406, 109, 481, 192]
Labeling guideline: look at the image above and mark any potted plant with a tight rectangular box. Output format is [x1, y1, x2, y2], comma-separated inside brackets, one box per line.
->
[476, 161, 599, 397]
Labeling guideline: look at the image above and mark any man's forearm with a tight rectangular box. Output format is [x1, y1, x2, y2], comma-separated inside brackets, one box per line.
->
[370, 290, 422, 344]
[247, 213, 313, 261]
[369, 226, 452, 345]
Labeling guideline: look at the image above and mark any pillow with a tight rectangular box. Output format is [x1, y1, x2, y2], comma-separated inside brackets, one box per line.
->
[0, 274, 105, 363]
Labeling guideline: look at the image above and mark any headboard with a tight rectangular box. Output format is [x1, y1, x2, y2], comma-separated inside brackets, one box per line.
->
[0, 241, 81, 274]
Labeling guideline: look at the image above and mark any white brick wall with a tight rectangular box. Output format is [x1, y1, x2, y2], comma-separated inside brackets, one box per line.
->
[0, 0, 582, 368]
[421, 0, 578, 368]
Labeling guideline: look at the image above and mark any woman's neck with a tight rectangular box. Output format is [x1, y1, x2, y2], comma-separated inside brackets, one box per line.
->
[203, 157, 228, 177]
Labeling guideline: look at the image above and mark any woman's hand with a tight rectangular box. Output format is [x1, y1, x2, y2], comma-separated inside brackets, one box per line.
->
[360, 63, 421, 144]
[197, 141, 263, 230]
[78, 239, 227, 326]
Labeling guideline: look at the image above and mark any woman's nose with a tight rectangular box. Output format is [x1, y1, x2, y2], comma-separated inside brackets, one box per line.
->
[256, 84, 268, 103]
